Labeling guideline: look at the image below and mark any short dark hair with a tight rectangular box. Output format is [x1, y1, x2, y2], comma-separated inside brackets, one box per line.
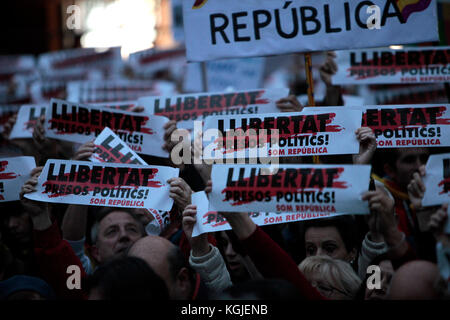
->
[300, 215, 360, 254]
[90, 207, 145, 244]
[85, 256, 169, 300]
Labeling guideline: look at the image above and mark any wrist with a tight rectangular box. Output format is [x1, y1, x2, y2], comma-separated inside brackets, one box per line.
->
[191, 241, 211, 257]
[368, 231, 384, 243]
[383, 228, 404, 247]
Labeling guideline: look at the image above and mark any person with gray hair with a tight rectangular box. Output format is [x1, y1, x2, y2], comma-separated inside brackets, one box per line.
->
[299, 255, 361, 300]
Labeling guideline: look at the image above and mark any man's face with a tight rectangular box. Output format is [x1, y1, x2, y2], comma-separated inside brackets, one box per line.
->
[93, 211, 143, 264]
[390, 148, 429, 189]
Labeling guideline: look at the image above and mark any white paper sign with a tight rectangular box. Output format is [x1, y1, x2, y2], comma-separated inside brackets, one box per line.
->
[191, 191, 348, 236]
[422, 153, 450, 206]
[332, 46, 450, 85]
[9, 104, 46, 139]
[45, 99, 170, 158]
[24, 159, 179, 210]
[138, 88, 288, 131]
[209, 164, 371, 213]
[202, 109, 362, 160]
[182, 0, 438, 62]
[359, 104, 450, 148]
[90, 127, 147, 165]
[0, 157, 36, 202]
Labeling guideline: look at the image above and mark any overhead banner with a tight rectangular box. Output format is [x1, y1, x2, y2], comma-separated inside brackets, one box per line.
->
[138, 88, 287, 131]
[182, 0, 438, 62]
[332, 46, 450, 85]
[45, 99, 169, 157]
[0, 157, 36, 202]
[422, 153, 450, 206]
[191, 191, 347, 237]
[209, 164, 371, 213]
[360, 104, 450, 148]
[203, 108, 362, 159]
[24, 159, 179, 210]
[90, 127, 147, 165]
[9, 104, 46, 139]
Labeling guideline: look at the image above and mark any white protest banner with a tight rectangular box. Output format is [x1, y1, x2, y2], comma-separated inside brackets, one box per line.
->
[38, 47, 123, 77]
[0, 157, 36, 202]
[89, 130, 171, 235]
[9, 104, 46, 139]
[128, 48, 186, 79]
[90, 127, 147, 165]
[0, 105, 21, 134]
[209, 164, 371, 213]
[202, 108, 361, 160]
[299, 94, 365, 107]
[182, 0, 438, 62]
[191, 191, 347, 236]
[332, 46, 450, 85]
[359, 83, 448, 105]
[422, 153, 450, 206]
[359, 104, 450, 148]
[183, 57, 265, 93]
[90, 101, 138, 112]
[66, 80, 177, 104]
[46, 99, 170, 158]
[138, 88, 288, 131]
[24, 159, 179, 210]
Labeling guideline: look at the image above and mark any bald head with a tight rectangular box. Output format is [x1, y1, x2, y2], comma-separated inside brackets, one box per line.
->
[128, 235, 193, 300]
[388, 260, 441, 300]
[128, 235, 174, 282]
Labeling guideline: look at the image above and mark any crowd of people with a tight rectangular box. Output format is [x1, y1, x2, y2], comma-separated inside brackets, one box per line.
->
[0, 51, 449, 302]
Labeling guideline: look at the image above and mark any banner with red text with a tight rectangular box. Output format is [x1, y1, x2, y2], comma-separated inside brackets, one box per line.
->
[202, 108, 362, 160]
[182, 0, 438, 62]
[0, 157, 36, 202]
[359, 104, 450, 148]
[90, 127, 147, 165]
[9, 104, 46, 139]
[422, 153, 450, 206]
[332, 46, 450, 85]
[191, 191, 347, 236]
[138, 88, 287, 131]
[24, 159, 179, 210]
[45, 99, 170, 157]
[209, 164, 371, 213]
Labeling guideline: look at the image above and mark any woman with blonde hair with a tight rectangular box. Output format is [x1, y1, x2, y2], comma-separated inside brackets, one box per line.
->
[299, 255, 361, 300]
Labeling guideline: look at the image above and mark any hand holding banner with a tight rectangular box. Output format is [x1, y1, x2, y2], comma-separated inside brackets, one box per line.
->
[9, 105, 46, 139]
[423, 153, 450, 206]
[359, 104, 450, 148]
[0, 156, 36, 202]
[46, 98, 170, 158]
[202, 108, 362, 159]
[24, 159, 179, 211]
[191, 190, 350, 237]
